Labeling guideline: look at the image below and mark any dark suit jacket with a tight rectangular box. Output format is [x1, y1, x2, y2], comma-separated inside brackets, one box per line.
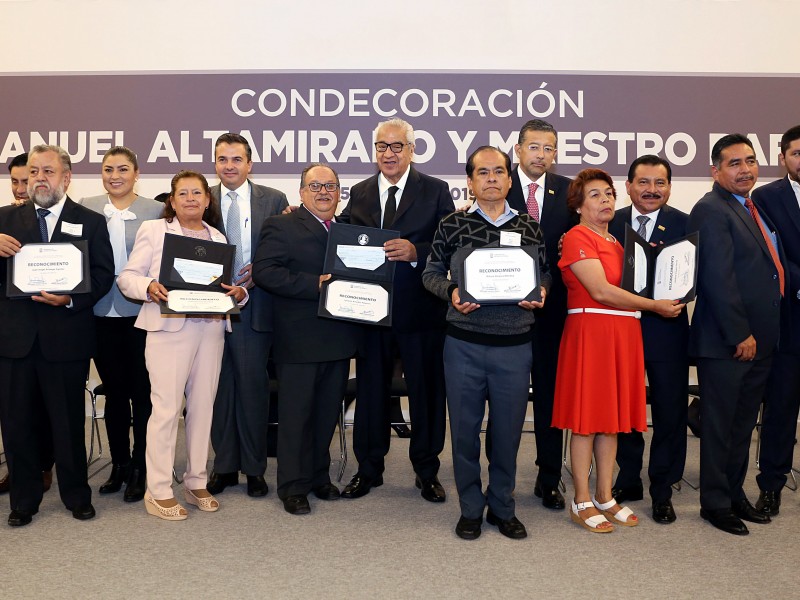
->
[688, 182, 782, 360]
[753, 176, 800, 355]
[252, 207, 361, 364]
[508, 168, 575, 334]
[0, 197, 114, 360]
[338, 166, 454, 333]
[212, 181, 288, 333]
[609, 204, 691, 361]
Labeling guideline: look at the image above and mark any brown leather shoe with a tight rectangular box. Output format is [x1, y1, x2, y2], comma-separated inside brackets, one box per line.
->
[42, 470, 53, 493]
[0, 472, 9, 494]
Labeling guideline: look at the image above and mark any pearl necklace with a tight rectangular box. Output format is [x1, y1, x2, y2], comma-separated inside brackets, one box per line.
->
[580, 223, 616, 243]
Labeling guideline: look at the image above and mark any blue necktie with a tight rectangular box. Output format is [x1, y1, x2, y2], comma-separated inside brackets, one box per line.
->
[36, 208, 51, 242]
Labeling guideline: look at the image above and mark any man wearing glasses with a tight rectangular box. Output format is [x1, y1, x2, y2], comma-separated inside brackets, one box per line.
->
[507, 119, 574, 511]
[338, 118, 455, 502]
[253, 164, 362, 515]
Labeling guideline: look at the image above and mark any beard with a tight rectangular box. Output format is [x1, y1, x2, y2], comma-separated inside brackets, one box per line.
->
[29, 181, 66, 209]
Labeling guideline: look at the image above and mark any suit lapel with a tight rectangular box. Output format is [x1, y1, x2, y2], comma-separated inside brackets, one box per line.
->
[50, 197, 80, 242]
[211, 186, 227, 236]
[649, 207, 670, 245]
[541, 173, 561, 224]
[297, 206, 329, 246]
[776, 178, 800, 238]
[723, 190, 771, 258]
[394, 167, 419, 225]
[249, 182, 267, 248]
[365, 176, 382, 228]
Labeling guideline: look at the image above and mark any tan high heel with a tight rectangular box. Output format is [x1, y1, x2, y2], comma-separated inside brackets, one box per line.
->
[144, 494, 188, 521]
[185, 488, 220, 512]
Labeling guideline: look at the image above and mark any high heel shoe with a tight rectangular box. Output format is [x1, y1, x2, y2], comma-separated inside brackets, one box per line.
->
[185, 488, 220, 512]
[144, 494, 188, 521]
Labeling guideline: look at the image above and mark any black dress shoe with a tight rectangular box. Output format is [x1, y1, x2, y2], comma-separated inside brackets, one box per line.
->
[534, 478, 565, 510]
[486, 509, 527, 539]
[42, 470, 53, 493]
[455, 515, 482, 540]
[611, 483, 644, 504]
[123, 468, 146, 503]
[282, 495, 310, 515]
[246, 475, 269, 497]
[313, 483, 341, 500]
[341, 473, 383, 499]
[206, 471, 239, 495]
[732, 498, 771, 524]
[700, 508, 748, 535]
[72, 504, 96, 521]
[99, 463, 129, 494]
[755, 489, 781, 516]
[391, 423, 412, 438]
[416, 476, 446, 503]
[652, 499, 676, 524]
[0, 472, 10, 494]
[8, 508, 37, 527]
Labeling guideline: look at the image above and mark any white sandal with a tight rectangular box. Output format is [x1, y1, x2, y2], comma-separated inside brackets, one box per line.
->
[144, 494, 188, 521]
[570, 499, 614, 533]
[184, 488, 220, 512]
[592, 496, 638, 527]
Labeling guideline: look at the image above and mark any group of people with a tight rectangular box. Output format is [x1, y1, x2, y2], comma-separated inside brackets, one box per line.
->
[0, 119, 797, 541]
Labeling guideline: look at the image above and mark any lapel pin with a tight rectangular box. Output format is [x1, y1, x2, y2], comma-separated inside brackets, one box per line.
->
[548, 189, 555, 195]
[657, 225, 666, 231]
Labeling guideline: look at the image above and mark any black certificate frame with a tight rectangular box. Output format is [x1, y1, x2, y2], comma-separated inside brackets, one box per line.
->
[317, 222, 400, 326]
[6, 240, 90, 298]
[621, 225, 699, 303]
[456, 245, 542, 305]
[158, 233, 239, 315]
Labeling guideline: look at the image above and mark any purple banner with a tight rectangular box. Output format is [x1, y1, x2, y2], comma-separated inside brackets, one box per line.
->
[1, 71, 795, 178]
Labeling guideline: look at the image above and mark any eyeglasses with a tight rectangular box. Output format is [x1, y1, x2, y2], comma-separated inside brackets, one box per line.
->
[375, 141, 409, 153]
[305, 182, 340, 193]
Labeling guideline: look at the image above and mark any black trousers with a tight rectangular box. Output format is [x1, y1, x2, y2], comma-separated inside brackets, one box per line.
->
[530, 321, 564, 488]
[94, 316, 151, 468]
[0, 340, 91, 511]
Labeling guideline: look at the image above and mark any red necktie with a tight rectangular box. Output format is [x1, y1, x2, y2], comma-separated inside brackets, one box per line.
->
[323, 220, 331, 231]
[526, 182, 540, 222]
[745, 197, 784, 296]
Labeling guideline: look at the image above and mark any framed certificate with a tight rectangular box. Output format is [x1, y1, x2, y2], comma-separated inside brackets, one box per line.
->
[6, 241, 90, 298]
[455, 245, 542, 305]
[621, 225, 699, 302]
[158, 233, 240, 315]
[318, 223, 399, 326]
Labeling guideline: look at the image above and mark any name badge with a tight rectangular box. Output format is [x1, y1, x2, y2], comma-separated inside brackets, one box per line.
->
[61, 221, 83, 237]
[499, 231, 522, 247]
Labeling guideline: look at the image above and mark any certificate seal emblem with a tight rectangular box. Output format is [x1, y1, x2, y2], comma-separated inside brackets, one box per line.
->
[194, 246, 207, 258]
[357, 234, 369, 246]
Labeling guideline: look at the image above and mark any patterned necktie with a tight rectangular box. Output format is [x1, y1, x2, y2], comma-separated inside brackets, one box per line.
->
[526, 182, 540, 222]
[36, 208, 51, 242]
[636, 215, 650, 238]
[383, 186, 399, 229]
[226, 191, 244, 279]
[744, 197, 785, 296]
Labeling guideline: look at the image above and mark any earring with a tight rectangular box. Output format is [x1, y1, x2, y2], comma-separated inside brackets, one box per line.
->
[576, 209, 581, 214]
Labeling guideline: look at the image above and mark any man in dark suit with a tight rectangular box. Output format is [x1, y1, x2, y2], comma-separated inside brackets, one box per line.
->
[208, 133, 288, 498]
[688, 134, 782, 535]
[506, 119, 574, 510]
[252, 163, 361, 515]
[752, 124, 800, 517]
[0, 152, 54, 496]
[608, 155, 690, 524]
[0, 144, 114, 526]
[338, 119, 454, 502]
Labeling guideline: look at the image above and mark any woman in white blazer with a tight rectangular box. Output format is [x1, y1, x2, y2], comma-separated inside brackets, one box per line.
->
[117, 170, 247, 521]
[82, 146, 163, 503]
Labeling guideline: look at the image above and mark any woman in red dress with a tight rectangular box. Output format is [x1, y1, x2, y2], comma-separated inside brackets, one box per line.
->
[553, 169, 685, 533]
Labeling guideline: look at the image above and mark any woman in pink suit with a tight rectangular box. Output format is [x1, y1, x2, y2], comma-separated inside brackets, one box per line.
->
[117, 170, 247, 521]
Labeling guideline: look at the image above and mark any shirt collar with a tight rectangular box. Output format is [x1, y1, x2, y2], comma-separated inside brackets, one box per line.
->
[36, 194, 67, 220]
[630, 204, 660, 224]
[517, 168, 546, 191]
[221, 181, 250, 200]
[788, 176, 800, 198]
[378, 167, 411, 196]
[468, 200, 517, 220]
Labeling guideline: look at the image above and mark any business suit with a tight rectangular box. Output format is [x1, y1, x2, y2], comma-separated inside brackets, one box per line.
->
[338, 165, 454, 482]
[81, 194, 162, 472]
[507, 168, 574, 489]
[117, 218, 240, 499]
[209, 182, 288, 478]
[688, 182, 782, 511]
[609, 205, 691, 502]
[0, 198, 114, 513]
[252, 207, 362, 499]
[752, 177, 800, 494]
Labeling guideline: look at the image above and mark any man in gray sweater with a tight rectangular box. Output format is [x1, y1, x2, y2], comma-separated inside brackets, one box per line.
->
[423, 146, 550, 540]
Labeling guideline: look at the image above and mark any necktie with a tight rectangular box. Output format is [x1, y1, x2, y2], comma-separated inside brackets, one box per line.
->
[526, 182, 540, 222]
[636, 215, 650, 238]
[36, 208, 50, 242]
[226, 191, 244, 279]
[383, 186, 399, 229]
[744, 197, 785, 296]
[323, 220, 331, 231]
